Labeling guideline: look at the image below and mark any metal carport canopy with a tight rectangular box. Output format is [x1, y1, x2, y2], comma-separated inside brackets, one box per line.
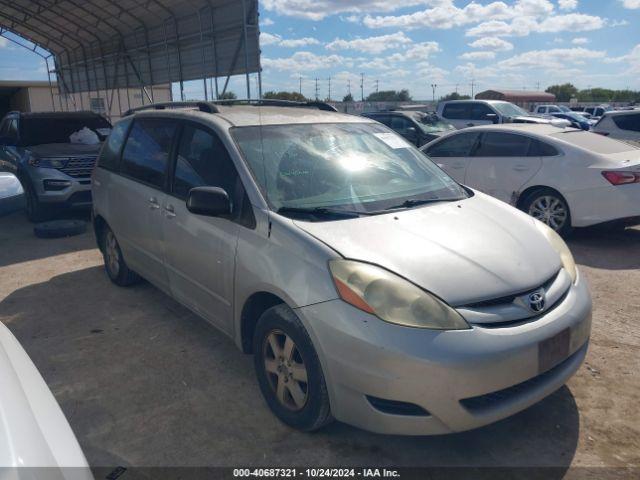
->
[0, 0, 260, 98]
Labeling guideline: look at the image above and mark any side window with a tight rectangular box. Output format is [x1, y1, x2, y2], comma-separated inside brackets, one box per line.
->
[442, 103, 470, 120]
[474, 132, 531, 157]
[97, 117, 132, 171]
[2, 119, 19, 142]
[471, 103, 495, 121]
[612, 114, 640, 132]
[370, 115, 391, 127]
[549, 107, 560, 113]
[121, 118, 177, 188]
[425, 132, 479, 157]
[528, 138, 559, 157]
[172, 125, 240, 202]
[390, 116, 414, 134]
[536, 107, 544, 114]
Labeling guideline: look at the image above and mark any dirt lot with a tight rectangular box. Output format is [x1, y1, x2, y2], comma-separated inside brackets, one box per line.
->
[0, 211, 638, 478]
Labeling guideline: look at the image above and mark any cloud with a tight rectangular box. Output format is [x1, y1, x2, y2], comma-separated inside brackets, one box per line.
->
[572, 37, 589, 45]
[558, 0, 578, 10]
[466, 13, 605, 37]
[262, 51, 351, 71]
[468, 37, 514, 51]
[498, 47, 606, 69]
[326, 32, 412, 54]
[459, 51, 496, 60]
[261, 18, 275, 26]
[261, 0, 436, 21]
[261, 32, 321, 48]
[621, 0, 640, 8]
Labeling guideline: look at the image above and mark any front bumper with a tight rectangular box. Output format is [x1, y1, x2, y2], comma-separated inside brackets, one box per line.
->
[296, 274, 592, 435]
[26, 165, 92, 207]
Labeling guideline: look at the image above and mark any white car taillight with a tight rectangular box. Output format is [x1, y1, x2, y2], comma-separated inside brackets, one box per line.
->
[602, 171, 640, 186]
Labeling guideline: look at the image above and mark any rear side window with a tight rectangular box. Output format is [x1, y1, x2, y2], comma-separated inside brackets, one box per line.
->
[528, 139, 559, 157]
[442, 103, 470, 120]
[97, 117, 132, 171]
[612, 114, 640, 132]
[121, 118, 177, 188]
[474, 132, 530, 157]
[425, 132, 479, 157]
[172, 125, 239, 200]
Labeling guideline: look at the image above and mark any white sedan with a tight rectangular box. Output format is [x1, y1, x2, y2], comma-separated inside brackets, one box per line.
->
[421, 124, 640, 236]
[0, 321, 93, 478]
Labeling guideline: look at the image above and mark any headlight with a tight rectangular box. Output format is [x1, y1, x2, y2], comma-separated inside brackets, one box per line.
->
[329, 260, 470, 330]
[28, 156, 67, 168]
[535, 221, 577, 283]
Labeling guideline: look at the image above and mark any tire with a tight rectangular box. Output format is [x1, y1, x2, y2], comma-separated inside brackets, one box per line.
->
[253, 304, 333, 432]
[33, 219, 87, 239]
[101, 226, 141, 286]
[520, 188, 573, 238]
[22, 178, 50, 223]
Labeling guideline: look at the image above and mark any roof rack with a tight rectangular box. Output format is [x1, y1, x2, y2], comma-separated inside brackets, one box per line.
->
[123, 101, 219, 117]
[123, 99, 338, 117]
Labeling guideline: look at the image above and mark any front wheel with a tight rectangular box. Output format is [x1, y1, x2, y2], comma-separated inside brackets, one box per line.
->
[253, 304, 332, 431]
[22, 179, 50, 222]
[520, 189, 573, 237]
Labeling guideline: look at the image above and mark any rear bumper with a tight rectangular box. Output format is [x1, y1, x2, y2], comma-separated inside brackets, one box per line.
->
[566, 183, 640, 227]
[296, 273, 591, 435]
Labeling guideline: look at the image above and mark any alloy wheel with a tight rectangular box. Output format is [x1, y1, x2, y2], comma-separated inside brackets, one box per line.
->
[528, 195, 568, 231]
[105, 231, 120, 277]
[263, 329, 309, 411]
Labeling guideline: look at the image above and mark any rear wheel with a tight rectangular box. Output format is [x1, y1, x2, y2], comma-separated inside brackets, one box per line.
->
[101, 227, 140, 286]
[520, 188, 573, 237]
[253, 304, 332, 431]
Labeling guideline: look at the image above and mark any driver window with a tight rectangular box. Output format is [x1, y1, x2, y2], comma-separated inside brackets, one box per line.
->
[471, 104, 495, 121]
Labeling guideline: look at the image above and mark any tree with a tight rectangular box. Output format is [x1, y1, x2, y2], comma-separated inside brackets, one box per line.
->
[342, 93, 354, 102]
[545, 83, 578, 102]
[218, 91, 237, 100]
[441, 92, 471, 101]
[365, 89, 413, 102]
[263, 91, 307, 101]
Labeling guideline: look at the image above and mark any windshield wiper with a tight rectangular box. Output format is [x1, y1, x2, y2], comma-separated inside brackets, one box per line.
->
[277, 206, 374, 218]
[383, 198, 459, 211]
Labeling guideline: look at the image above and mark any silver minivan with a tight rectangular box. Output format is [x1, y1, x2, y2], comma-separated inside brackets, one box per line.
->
[92, 101, 592, 435]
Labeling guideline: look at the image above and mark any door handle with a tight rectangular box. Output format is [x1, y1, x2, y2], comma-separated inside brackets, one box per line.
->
[452, 163, 466, 169]
[513, 165, 530, 172]
[148, 197, 160, 210]
[466, 123, 474, 127]
[164, 204, 176, 218]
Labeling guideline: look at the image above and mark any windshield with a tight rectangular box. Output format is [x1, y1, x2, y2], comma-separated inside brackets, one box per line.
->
[416, 114, 455, 134]
[232, 123, 468, 217]
[20, 115, 112, 145]
[492, 102, 529, 118]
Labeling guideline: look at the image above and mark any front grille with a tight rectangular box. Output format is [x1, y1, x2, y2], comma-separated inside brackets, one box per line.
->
[59, 156, 97, 178]
[459, 344, 584, 414]
[366, 396, 430, 417]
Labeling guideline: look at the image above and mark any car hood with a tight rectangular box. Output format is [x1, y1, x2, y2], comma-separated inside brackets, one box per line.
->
[294, 192, 561, 306]
[510, 115, 553, 124]
[27, 143, 102, 157]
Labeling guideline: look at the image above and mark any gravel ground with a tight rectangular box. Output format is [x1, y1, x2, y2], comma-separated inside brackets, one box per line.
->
[0, 211, 638, 479]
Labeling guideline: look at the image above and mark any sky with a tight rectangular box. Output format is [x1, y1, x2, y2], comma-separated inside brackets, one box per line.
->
[1, 0, 639, 101]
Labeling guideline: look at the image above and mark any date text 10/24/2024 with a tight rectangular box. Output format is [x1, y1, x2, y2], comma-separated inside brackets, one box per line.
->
[233, 468, 401, 478]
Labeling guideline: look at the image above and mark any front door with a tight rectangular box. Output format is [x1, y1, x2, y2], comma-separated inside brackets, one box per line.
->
[162, 123, 243, 332]
[464, 132, 543, 204]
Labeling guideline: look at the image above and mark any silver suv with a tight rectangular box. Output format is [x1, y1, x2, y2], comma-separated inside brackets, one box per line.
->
[92, 101, 592, 434]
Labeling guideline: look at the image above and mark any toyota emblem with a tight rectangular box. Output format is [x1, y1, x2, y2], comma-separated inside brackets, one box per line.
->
[528, 291, 546, 312]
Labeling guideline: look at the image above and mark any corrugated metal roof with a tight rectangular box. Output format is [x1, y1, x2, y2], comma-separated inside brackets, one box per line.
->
[0, 0, 260, 94]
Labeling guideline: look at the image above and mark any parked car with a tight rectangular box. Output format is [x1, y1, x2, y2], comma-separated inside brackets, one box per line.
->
[361, 110, 455, 147]
[549, 112, 591, 131]
[0, 321, 92, 475]
[0, 172, 24, 216]
[422, 124, 640, 236]
[592, 110, 640, 147]
[534, 105, 571, 115]
[0, 111, 112, 221]
[438, 100, 558, 129]
[93, 101, 591, 435]
[583, 105, 611, 119]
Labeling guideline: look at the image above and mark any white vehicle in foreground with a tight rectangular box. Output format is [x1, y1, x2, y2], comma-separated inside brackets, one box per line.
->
[422, 124, 640, 236]
[592, 110, 640, 148]
[0, 321, 92, 478]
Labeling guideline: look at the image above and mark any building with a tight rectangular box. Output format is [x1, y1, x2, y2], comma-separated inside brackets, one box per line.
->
[475, 89, 556, 109]
[0, 80, 172, 121]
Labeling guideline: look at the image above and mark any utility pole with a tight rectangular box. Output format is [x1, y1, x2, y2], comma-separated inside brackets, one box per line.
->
[360, 73, 364, 102]
[347, 79, 351, 96]
[470, 79, 476, 99]
[315, 78, 319, 100]
[431, 83, 437, 102]
[536, 81, 540, 91]
[328, 76, 331, 101]
[375, 79, 379, 93]
[455, 83, 459, 94]
[299, 76, 302, 95]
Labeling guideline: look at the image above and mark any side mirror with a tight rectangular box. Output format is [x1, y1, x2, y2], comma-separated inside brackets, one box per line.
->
[186, 186, 231, 217]
[485, 113, 499, 124]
